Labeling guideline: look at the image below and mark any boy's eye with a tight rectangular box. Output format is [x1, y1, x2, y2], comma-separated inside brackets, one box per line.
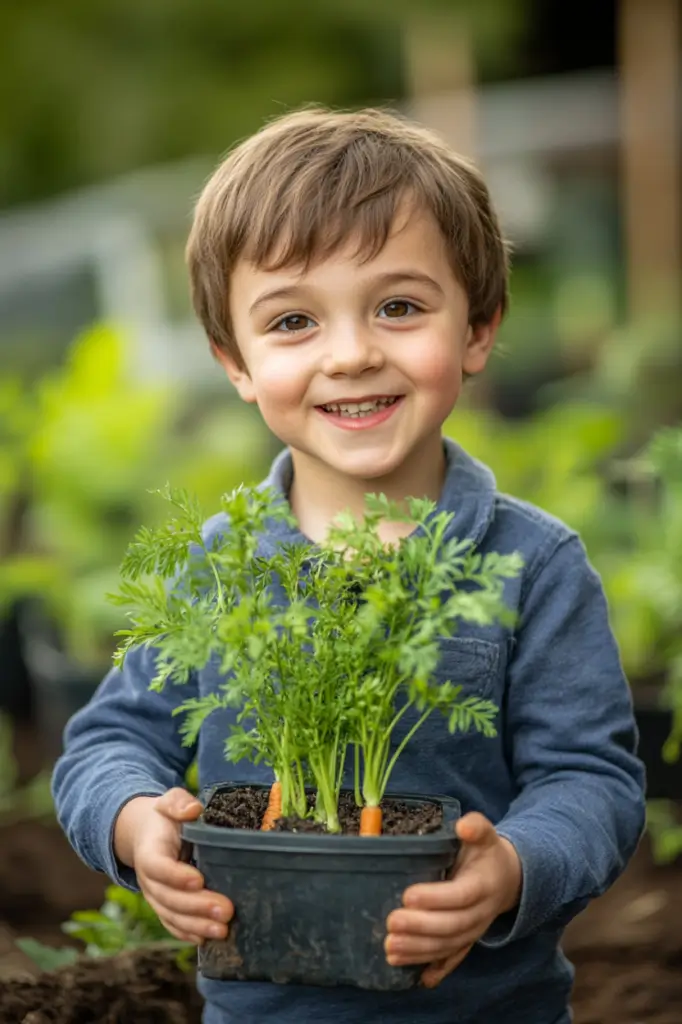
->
[378, 300, 418, 319]
[273, 314, 315, 333]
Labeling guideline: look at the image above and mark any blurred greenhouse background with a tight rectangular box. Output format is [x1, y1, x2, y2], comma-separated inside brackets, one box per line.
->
[0, 0, 681, 754]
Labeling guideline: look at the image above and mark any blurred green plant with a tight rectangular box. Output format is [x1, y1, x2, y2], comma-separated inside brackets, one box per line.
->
[17, 884, 194, 973]
[444, 401, 624, 543]
[1, 323, 270, 669]
[0, 712, 53, 825]
[13, 938, 80, 972]
[547, 313, 682, 448]
[618, 428, 682, 758]
[646, 800, 682, 865]
[443, 405, 681, 683]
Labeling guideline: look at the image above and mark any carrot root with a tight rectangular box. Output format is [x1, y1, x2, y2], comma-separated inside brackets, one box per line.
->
[261, 780, 283, 831]
[359, 804, 382, 836]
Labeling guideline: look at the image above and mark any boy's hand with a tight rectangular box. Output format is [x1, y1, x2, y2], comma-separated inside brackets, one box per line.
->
[115, 788, 233, 946]
[385, 812, 521, 988]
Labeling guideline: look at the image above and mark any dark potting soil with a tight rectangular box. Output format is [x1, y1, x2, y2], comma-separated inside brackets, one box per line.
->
[203, 785, 270, 829]
[203, 786, 444, 835]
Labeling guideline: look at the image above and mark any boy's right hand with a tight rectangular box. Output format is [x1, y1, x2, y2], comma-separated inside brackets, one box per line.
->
[114, 788, 234, 946]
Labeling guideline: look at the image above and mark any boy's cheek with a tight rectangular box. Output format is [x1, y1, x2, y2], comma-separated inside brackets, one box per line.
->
[250, 358, 312, 407]
[246, 370, 305, 417]
[409, 349, 463, 399]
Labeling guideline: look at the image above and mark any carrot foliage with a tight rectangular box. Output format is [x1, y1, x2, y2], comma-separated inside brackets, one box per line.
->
[111, 485, 522, 831]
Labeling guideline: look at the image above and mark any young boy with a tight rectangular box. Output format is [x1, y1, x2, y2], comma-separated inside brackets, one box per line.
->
[52, 107, 645, 1024]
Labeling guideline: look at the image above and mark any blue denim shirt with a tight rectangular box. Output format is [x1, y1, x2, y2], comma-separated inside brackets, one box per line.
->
[52, 438, 645, 1024]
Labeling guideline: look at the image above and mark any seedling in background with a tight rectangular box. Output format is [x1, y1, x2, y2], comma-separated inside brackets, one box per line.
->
[17, 885, 194, 972]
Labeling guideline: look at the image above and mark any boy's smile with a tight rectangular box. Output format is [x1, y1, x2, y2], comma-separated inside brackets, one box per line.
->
[316, 394, 404, 429]
[216, 203, 499, 531]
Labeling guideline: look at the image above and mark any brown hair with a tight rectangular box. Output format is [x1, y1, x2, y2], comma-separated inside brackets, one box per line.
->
[186, 106, 510, 369]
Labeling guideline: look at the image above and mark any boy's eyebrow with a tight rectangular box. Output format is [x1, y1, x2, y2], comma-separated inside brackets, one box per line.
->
[249, 287, 302, 317]
[370, 270, 445, 296]
[248, 270, 444, 317]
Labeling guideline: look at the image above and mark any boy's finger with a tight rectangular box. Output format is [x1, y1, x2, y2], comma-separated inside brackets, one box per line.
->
[162, 919, 204, 945]
[455, 812, 496, 846]
[157, 907, 229, 942]
[385, 931, 453, 964]
[143, 854, 205, 891]
[400, 876, 483, 912]
[155, 788, 204, 822]
[144, 879, 233, 922]
[420, 945, 472, 988]
[387, 906, 476, 936]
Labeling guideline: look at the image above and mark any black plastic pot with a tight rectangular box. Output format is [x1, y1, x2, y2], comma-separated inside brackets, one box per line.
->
[182, 783, 461, 990]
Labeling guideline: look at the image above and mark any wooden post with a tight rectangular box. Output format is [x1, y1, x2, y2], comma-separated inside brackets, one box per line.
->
[619, 0, 681, 320]
[404, 12, 478, 159]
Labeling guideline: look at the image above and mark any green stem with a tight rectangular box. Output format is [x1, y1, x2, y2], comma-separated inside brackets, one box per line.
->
[385, 694, 413, 735]
[380, 706, 435, 795]
[314, 788, 326, 824]
[354, 744, 362, 807]
[359, 722, 383, 808]
[295, 758, 307, 817]
[310, 754, 341, 833]
[204, 551, 226, 613]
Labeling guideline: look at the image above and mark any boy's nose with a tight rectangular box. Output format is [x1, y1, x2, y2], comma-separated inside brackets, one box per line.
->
[321, 326, 384, 377]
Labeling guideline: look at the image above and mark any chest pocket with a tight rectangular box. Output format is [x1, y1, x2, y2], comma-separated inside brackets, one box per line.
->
[387, 635, 503, 794]
[434, 635, 501, 701]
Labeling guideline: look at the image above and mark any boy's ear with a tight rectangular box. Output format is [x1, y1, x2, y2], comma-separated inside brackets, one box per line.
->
[210, 339, 257, 403]
[462, 305, 503, 377]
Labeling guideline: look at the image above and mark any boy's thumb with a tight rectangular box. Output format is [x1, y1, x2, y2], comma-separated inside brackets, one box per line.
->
[156, 788, 203, 821]
[455, 811, 496, 846]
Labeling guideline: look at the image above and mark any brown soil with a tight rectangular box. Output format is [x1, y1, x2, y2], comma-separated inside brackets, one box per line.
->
[0, 819, 107, 943]
[0, 946, 203, 1024]
[203, 785, 269, 829]
[204, 786, 443, 835]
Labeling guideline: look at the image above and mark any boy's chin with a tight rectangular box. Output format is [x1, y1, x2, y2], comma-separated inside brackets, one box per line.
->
[315, 450, 412, 483]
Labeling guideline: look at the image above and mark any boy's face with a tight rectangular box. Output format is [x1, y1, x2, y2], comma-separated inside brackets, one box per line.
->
[216, 205, 499, 486]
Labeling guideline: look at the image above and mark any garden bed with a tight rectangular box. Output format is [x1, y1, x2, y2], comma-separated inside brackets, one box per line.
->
[1, 813, 681, 1023]
[564, 831, 682, 1023]
[0, 945, 203, 1024]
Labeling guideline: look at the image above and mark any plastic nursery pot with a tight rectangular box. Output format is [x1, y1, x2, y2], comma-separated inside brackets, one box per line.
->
[181, 782, 461, 991]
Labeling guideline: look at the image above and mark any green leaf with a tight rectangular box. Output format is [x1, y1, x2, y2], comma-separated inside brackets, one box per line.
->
[173, 694, 225, 746]
[15, 938, 80, 972]
[448, 696, 499, 738]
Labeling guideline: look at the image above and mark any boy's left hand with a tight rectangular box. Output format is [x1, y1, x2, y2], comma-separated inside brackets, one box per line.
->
[385, 812, 522, 989]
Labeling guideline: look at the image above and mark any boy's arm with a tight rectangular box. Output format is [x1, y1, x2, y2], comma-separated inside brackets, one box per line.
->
[482, 533, 646, 946]
[51, 641, 198, 890]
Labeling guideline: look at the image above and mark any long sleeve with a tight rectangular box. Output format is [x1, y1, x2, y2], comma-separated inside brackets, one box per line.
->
[51, 642, 197, 890]
[483, 534, 646, 946]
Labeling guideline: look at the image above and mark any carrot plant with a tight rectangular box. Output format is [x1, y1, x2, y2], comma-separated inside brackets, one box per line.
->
[324, 494, 521, 831]
[111, 485, 522, 833]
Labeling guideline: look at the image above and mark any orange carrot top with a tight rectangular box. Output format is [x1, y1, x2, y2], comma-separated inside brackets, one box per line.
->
[359, 804, 382, 836]
[261, 779, 283, 831]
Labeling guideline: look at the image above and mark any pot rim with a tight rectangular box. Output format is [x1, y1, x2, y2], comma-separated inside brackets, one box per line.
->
[181, 781, 461, 855]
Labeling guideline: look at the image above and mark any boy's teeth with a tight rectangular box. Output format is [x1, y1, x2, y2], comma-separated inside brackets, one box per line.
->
[322, 397, 398, 418]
